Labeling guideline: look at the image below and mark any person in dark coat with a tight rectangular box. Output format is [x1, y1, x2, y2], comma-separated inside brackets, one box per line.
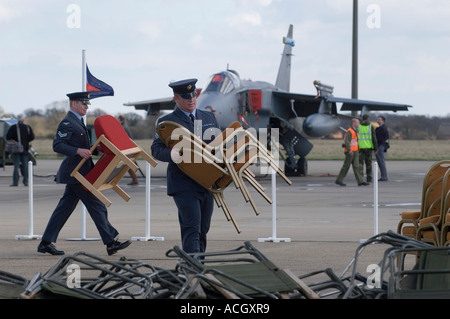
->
[6, 114, 35, 186]
[37, 91, 131, 256]
[375, 115, 390, 181]
[151, 78, 221, 254]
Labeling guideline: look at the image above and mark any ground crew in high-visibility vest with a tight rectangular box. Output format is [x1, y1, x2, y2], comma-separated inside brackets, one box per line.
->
[358, 114, 378, 183]
[335, 118, 369, 187]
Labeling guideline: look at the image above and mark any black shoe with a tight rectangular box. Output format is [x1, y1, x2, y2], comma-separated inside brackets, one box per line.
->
[335, 181, 346, 186]
[37, 243, 65, 255]
[378, 178, 388, 182]
[107, 240, 131, 256]
[358, 182, 370, 186]
[10, 184, 18, 187]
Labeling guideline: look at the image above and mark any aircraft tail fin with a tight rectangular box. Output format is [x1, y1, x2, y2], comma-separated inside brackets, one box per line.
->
[275, 24, 294, 92]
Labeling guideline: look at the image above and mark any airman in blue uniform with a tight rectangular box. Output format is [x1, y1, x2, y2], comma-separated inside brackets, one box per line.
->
[151, 79, 221, 254]
[37, 91, 131, 256]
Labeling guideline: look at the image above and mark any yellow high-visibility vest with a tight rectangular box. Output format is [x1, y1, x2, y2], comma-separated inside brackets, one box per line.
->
[358, 124, 373, 149]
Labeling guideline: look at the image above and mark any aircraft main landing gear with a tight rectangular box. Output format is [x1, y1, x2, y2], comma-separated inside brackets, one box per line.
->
[284, 157, 307, 177]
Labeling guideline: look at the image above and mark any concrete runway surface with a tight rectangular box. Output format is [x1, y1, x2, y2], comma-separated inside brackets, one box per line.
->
[0, 158, 433, 285]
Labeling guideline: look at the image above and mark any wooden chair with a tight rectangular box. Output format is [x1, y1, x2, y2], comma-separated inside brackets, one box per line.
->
[210, 123, 291, 213]
[400, 176, 444, 240]
[205, 122, 291, 215]
[156, 120, 291, 233]
[416, 168, 450, 246]
[156, 120, 241, 232]
[397, 160, 450, 238]
[71, 115, 157, 207]
[440, 204, 450, 246]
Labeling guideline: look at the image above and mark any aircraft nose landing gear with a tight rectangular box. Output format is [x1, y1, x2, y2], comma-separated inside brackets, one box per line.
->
[284, 156, 307, 177]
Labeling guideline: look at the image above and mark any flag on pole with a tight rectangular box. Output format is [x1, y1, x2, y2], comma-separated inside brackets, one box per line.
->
[86, 64, 114, 99]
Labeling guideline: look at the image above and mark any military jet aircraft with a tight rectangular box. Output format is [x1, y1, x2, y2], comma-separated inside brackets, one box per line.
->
[124, 24, 411, 176]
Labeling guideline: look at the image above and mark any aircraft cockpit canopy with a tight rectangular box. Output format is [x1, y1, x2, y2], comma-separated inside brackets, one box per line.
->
[202, 71, 240, 95]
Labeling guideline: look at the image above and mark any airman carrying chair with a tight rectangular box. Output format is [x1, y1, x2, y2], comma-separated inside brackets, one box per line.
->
[156, 120, 291, 233]
[71, 115, 157, 207]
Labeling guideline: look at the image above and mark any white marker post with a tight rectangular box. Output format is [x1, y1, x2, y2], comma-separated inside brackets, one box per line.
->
[258, 168, 291, 243]
[360, 161, 379, 243]
[15, 161, 42, 240]
[132, 162, 164, 241]
[373, 162, 379, 236]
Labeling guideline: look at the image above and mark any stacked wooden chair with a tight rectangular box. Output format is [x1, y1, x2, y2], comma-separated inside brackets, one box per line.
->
[397, 160, 450, 241]
[156, 120, 292, 233]
[71, 115, 157, 207]
[416, 168, 450, 246]
[440, 200, 450, 246]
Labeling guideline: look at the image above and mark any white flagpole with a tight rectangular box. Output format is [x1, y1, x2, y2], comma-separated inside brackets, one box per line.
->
[82, 49, 86, 91]
[67, 49, 99, 241]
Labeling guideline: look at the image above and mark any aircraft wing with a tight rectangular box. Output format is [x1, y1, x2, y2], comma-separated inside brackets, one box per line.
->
[272, 91, 325, 118]
[272, 91, 411, 119]
[123, 97, 175, 115]
[327, 96, 412, 112]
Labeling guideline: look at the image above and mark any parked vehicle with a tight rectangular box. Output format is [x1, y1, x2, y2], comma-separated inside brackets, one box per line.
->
[0, 118, 37, 168]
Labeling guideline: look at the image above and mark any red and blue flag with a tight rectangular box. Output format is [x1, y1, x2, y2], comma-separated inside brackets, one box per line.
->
[86, 64, 114, 99]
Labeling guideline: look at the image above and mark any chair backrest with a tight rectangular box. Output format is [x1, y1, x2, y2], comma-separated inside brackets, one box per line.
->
[441, 168, 450, 207]
[421, 177, 444, 219]
[435, 169, 450, 225]
[426, 168, 450, 218]
[424, 160, 450, 188]
[94, 115, 135, 152]
[442, 189, 450, 223]
[442, 198, 450, 246]
[157, 121, 202, 154]
[208, 121, 243, 149]
[420, 161, 450, 210]
[156, 121, 228, 190]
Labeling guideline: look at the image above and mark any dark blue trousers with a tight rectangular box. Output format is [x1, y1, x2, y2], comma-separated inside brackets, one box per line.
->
[42, 183, 119, 245]
[376, 144, 388, 180]
[173, 190, 214, 253]
[12, 153, 30, 186]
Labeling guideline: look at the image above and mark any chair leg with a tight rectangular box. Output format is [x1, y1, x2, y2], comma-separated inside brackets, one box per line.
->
[243, 170, 272, 204]
[212, 192, 241, 233]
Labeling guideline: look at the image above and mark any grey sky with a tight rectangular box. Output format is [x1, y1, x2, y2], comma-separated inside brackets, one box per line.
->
[0, 0, 449, 117]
